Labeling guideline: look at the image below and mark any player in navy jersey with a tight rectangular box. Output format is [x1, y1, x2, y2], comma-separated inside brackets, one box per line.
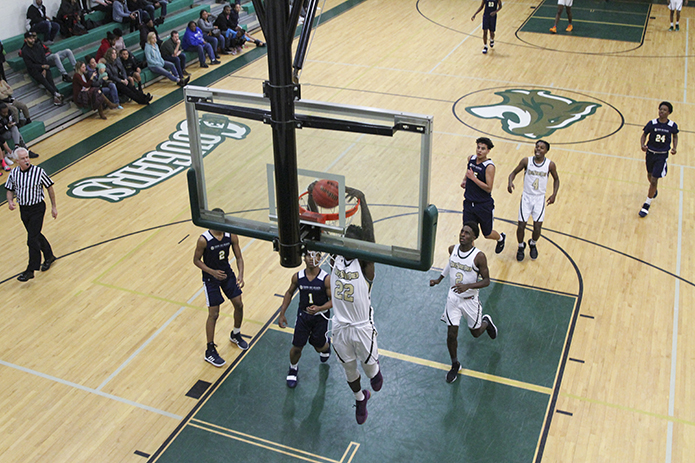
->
[471, 0, 502, 54]
[461, 137, 506, 254]
[639, 101, 679, 217]
[193, 216, 248, 367]
[278, 251, 332, 388]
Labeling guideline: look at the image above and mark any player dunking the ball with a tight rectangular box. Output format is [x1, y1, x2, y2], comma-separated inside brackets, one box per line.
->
[639, 101, 679, 218]
[193, 210, 249, 367]
[430, 222, 497, 383]
[461, 136, 506, 254]
[471, 0, 502, 55]
[507, 140, 560, 261]
[330, 187, 383, 425]
[278, 250, 332, 388]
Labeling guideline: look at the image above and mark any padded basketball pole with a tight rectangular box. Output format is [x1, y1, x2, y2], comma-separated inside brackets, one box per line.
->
[256, 0, 303, 267]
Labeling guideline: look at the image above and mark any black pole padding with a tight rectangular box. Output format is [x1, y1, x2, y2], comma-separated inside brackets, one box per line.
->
[265, 0, 302, 268]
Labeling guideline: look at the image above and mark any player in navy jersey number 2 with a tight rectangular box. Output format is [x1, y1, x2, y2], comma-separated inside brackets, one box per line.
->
[193, 213, 249, 367]
[471, 0, 502, 55]
[461, 137, 506, 254]
[278, 251, 332, 388]
[639, 101, 679, 218]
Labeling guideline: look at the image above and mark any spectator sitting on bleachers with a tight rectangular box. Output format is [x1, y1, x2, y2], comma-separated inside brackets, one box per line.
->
[103, 47, 151, 104]
[197, 10, 227, 56]
[182, 21, 219, 68]
[83, 0, 113, 19]
[20, 32, 65, 106]
[139, 17, 160, 49]
[27, 0, 62, 44]
[144, 32, 189, 87]
[113, 27, 126, 50]
[86, 55, 121, 108]
[0, 80, 32, 127]
[127, 0, 153, 24]
[72, 60, 117, 119]
[214, 4, 246, 55]
[0, 103, 38, 163]
[96, 31, 117, 62]
[31, 35, 77, 83]
[160, 30, 189, 75]
[119, 49, 142, 90]
[232, 2, 265, 48]
[57, 0, 88, 37]
[113, 0, 142, 32]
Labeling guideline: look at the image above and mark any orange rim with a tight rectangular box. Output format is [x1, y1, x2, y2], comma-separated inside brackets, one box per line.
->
[298, 191, 360, 221]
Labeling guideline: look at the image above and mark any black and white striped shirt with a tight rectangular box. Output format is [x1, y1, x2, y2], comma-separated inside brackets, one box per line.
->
[5, 165, 54, 206]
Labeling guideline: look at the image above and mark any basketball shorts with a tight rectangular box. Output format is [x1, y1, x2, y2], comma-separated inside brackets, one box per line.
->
[482, 14, 497, 32]
[203, 272, 242, 307]
[558, 0, 573, 6]
[645, 150, 668, 179]
[293, 310, 330, 349]
[332, 321, 379, 365]
[669, 0, 683, 11]
[518, 194, 546, 223]
[463, 199, 495, 237]
[441, 292, 483, 330]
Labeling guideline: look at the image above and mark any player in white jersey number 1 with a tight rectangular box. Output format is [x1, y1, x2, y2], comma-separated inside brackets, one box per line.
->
[330, 187, 383, 425]
[430, 222, 498, 384]
[507, 140, 560, 261]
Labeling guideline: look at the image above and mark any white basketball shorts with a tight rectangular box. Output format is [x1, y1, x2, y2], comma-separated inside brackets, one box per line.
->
[518, 194, 546, 223]
[558, 0, 573, 6]
[332, 322, 379, 365]
[441, 292, 482, 329]
[669, 0, 683, 11]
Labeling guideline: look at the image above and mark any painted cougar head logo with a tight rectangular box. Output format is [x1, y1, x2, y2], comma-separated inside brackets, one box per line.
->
[465, 89, 601, 139]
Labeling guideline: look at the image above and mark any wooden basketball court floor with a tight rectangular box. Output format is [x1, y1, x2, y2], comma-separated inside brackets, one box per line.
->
[1, 0, 694, 461]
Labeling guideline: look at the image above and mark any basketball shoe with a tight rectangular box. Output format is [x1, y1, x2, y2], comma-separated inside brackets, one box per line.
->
[355, 390, 370, 424]
[517, 242, 526, 261]
[482, 314, 498, 339]
[204, 343, 225, 367]
[230, 331, 249, 350]
[495, 232, 506, 254]
[550, 26, 557, 34]
[287, 366, 298, 388]
[446, 361, 461, 383]
[639, 203, 650, 217]
[529, 240, 538, 260]
[566, 24, 573, 32]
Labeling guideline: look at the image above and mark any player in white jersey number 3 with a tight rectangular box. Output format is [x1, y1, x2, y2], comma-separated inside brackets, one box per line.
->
[430, 222, 498, 383]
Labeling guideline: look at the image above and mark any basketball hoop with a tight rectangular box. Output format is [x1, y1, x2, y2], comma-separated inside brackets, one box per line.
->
[298, 191, 360, 224]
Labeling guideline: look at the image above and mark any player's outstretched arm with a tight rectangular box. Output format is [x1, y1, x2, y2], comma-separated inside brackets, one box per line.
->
[507, 157, 528, 193]
[430, 246, 454, 286]
[547, 161, 560, 205]
[278, 272, 299, 328]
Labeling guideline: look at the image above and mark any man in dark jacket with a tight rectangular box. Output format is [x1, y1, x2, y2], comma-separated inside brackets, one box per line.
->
[20, 33, 64, 106]
[27, 0, 62, 44]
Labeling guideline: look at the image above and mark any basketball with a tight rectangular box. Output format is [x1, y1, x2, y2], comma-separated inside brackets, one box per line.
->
[312, 179, 339, 208]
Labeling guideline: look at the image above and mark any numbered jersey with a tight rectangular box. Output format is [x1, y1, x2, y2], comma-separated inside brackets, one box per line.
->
[297, 268, 330, 314]
[484, 0, 500, 15]
[464, 155, 494, 204]
[523, 156, 550, 197]
[442, 245, 481, 299]
[331, 255, 372, 325]
[644, 118, 678, 154]
[201, 230, 233, 281]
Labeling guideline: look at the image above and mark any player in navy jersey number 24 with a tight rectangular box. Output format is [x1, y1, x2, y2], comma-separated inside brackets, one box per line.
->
[193, 215, 249, 367]
[639, 101, 679, 218]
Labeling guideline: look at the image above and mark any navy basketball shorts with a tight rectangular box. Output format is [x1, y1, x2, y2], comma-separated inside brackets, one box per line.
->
[645, 150, 668, 179]
[463, 199, 495, 237]
[292, 311, 329, 349]
[204, 273, 242, 307]
[482, 14, 497, 32]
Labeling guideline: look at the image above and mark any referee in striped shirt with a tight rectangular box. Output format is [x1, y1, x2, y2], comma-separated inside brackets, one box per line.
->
[5, 148, 57, 282]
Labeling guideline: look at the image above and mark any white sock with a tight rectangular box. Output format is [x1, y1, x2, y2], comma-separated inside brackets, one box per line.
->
[518, 243, 524, 248]
[529, 239, 537, 246]
[645, 197, 652, 205]
[290, 363, 298, 369]
[354, 390, 365, 401]
[233, 327, 240, 335]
